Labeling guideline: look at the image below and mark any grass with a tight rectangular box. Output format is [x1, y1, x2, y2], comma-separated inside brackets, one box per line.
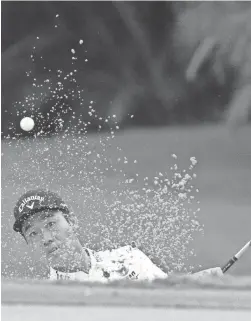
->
[1, 124, 251, 277]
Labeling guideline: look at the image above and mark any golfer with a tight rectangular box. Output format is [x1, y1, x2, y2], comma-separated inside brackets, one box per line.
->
[13, 189, 223, 281]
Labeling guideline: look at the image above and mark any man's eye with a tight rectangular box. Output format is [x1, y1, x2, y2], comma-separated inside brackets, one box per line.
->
[47, 221, 56, 228]
[29, 231, 37, 238]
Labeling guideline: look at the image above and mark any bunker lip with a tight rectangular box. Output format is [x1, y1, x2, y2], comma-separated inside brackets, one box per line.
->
[2, 278, 251, 310]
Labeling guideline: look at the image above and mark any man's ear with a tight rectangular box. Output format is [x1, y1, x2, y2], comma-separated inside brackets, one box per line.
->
[65, 213, 79, 230]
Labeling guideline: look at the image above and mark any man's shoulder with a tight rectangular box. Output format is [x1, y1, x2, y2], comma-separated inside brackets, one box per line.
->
[94, 244, 138, 261]
[49, 244, 167, 282]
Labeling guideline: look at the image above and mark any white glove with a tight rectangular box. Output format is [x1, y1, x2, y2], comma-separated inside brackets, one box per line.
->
[192, 267, 223, 280]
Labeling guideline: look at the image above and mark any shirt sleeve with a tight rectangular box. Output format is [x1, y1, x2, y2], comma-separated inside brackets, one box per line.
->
[49, 267, 58, 280]
[130, 248, 168, 281]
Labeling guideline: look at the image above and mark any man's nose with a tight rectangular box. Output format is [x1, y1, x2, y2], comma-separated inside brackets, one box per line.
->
[42, 229, 54, 247]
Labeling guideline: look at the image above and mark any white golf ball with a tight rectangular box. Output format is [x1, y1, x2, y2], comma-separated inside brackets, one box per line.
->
[20, 117, 35, 131]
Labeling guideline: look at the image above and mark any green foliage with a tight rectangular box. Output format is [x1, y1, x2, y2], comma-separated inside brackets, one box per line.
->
[174, 2, 251, 126]
[2, 2, 250, 137]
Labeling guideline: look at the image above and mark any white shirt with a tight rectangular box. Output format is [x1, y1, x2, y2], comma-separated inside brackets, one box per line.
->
[50, 245, 167, 282]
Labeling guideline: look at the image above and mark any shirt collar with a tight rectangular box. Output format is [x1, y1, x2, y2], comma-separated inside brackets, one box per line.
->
[50, 247, 96, 275]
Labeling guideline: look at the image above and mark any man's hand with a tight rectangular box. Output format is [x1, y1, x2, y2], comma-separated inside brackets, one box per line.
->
[192, 267, 223, 279]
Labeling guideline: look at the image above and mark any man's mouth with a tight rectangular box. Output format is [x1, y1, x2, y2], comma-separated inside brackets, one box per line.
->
[48, 247, 59, 255]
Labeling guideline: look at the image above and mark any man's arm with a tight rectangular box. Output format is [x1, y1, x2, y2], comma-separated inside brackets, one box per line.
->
[130, 247, 168, 281]
[134, 248, 223, 281]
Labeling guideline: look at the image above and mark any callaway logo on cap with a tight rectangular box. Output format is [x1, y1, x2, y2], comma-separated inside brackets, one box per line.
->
[13, 189, 69, 233]
[18, 194, 45, 213]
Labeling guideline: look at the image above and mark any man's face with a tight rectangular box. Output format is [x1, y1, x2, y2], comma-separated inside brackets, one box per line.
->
[22, 210, 81, 269]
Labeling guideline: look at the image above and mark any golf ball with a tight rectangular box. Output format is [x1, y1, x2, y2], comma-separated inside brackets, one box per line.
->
[20, 117, 35, 131]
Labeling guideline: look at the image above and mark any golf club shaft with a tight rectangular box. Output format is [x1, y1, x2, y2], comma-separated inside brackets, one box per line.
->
[221, 240, 251, 273]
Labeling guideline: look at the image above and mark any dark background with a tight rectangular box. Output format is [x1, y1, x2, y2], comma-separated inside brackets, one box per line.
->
[2, 1, 250, 137]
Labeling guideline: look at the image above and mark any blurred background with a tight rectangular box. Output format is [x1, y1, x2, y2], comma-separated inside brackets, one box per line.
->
[1, 1, 251, 278]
